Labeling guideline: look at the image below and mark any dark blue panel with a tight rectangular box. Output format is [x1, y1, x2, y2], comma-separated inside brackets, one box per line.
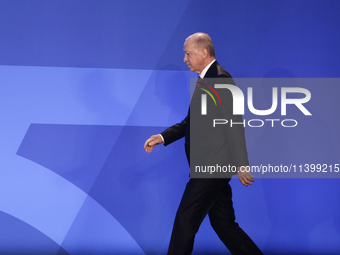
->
[153, 0, 340, 77]
[1, 0, 339, 77]
[0, 211, 69, 255]
[0, 0, 190, 70]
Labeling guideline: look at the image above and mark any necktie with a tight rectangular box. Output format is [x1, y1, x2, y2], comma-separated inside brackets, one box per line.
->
[193, 76, 202, 99]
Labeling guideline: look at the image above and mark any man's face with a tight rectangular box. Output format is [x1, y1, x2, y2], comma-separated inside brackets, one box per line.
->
[183, 39, 204, 74]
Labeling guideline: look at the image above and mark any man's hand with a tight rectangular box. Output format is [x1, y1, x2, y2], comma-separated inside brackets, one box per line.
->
[237, 166, 255, 187]
[144, 134, 163, 153]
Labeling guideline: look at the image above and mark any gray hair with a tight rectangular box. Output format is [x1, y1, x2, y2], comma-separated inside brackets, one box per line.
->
[185, 32, 215, 57]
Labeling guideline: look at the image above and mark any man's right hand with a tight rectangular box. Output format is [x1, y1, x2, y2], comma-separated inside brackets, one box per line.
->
[144, 134, 163, 153]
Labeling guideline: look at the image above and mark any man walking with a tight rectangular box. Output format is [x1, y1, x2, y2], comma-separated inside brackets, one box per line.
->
[144, 32, 263, 255]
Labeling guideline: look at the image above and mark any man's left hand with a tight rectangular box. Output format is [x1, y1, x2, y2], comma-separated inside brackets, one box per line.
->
[237, 166, 255, 187]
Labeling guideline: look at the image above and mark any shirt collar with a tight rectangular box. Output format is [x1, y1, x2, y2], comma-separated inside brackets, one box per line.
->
[199, 59, 216, 79]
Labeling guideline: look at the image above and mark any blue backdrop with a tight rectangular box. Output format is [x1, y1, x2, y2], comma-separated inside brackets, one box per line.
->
[0, 0, 340, 254]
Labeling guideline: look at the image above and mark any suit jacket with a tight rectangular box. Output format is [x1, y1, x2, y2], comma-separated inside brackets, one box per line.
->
[161, 61, 249, 177]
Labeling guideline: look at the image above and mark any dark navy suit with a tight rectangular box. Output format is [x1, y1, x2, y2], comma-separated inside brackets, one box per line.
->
[161, 61, 262, 255]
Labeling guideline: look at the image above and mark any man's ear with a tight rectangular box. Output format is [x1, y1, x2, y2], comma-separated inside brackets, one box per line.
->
[201, 48, 208, 58]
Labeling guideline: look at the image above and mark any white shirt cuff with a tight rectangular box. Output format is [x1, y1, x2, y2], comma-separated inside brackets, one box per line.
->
[159, 134, 165, 144]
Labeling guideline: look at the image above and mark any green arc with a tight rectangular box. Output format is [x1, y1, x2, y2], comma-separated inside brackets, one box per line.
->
[199, 88, 217, 106]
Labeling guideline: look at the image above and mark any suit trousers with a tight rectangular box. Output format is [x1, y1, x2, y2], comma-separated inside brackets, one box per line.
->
[167, 178, 263, 255]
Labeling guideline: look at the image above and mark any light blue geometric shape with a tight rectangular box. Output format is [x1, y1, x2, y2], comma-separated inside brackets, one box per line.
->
[61, 196, 145, 255]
